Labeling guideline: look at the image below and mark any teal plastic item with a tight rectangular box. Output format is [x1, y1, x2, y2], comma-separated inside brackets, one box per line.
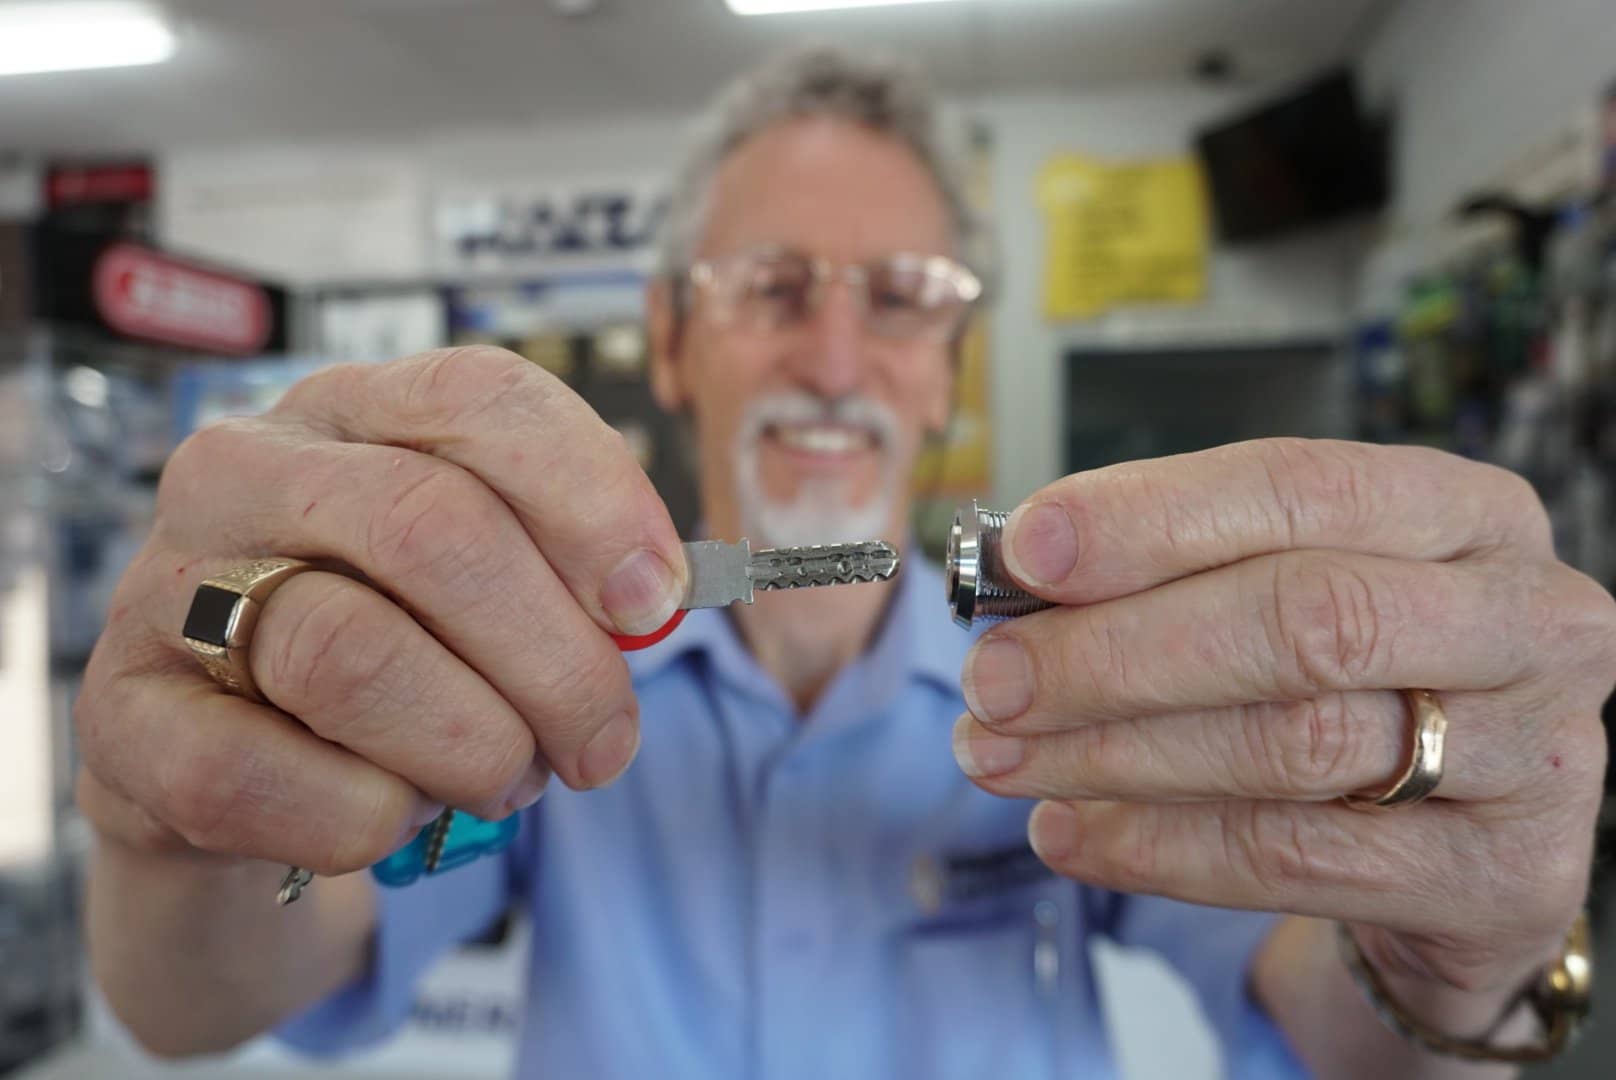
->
[370, 811, 520, 887]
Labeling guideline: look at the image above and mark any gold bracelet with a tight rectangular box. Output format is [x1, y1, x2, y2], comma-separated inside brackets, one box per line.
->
[1337, 914, 1593, 1063]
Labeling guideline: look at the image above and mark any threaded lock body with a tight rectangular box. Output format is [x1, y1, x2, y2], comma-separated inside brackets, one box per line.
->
[946, 501, 1056, 628]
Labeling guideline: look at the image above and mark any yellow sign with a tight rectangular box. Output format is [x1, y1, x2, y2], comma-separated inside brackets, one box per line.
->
[1038, 154, 1209, 319]
[912, 316, 991, 496]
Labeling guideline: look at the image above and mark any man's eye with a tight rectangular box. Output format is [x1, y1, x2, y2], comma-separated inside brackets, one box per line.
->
[872, 288, 919, 311]
[750, 275, 808, 305]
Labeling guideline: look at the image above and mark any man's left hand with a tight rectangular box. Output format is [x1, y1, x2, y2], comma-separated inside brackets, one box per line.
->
[954, 438, 1616, 993]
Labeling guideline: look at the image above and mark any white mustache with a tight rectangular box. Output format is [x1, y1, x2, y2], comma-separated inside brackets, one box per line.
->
[738, 390, 900, 449]
[732, 390, 904, 549]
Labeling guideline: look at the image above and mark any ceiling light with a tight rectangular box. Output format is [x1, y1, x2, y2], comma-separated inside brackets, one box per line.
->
[725, 0, 965, 14]
[0, 2, 176, 78]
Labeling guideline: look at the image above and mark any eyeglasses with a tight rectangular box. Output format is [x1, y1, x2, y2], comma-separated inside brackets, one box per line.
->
[683, 248, 982, 343]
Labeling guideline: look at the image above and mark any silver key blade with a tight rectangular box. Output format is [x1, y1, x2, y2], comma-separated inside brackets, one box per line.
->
[749, 540, 901, 591]
[677, 539, 900, 610]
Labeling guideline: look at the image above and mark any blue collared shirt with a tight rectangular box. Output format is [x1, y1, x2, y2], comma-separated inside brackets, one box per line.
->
[277, 558, 1305, 1079]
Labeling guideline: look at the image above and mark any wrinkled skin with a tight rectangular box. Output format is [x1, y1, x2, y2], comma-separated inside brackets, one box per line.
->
[952, 438, 1615, 996]
[76, 346, 687, 871]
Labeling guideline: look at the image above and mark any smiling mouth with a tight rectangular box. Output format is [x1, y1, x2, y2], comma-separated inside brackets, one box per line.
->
[764, 422, 880, 458]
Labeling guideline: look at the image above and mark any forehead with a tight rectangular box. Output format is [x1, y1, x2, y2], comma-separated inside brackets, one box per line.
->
[697, 115, 956, 264]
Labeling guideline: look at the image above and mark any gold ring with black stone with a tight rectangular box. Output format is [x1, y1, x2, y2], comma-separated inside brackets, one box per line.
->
[182, 558, 312, 703]
[182, 557, 319, 906]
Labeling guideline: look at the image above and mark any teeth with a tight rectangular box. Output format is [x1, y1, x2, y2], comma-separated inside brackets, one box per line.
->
[773, 425, 871, 455]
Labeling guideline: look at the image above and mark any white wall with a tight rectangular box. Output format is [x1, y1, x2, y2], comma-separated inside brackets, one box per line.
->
[1354, 0, 1616, 318]
[157, 115, 691, 284]
[157, 83, 1367, 505]
[980, 88, 1365, 502]
[1360, 0, 1616, 228]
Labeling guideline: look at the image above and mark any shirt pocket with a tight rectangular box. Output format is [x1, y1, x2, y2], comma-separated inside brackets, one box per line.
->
[891, 885, 1074, 1080]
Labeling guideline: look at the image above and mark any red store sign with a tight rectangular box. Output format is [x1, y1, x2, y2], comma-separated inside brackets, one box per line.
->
[46, 162, 155, 208]
[91, 243, 273, 355]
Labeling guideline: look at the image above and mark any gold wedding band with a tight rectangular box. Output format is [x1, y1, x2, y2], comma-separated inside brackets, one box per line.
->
[1344, 688, 1448, 810]
[182, 557, 312, 703]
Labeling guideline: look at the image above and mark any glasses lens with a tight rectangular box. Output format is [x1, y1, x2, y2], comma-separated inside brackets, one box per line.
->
[727, 252, 816, 330]
[865, 255, 973, 340]
[695, 251, 977, 340]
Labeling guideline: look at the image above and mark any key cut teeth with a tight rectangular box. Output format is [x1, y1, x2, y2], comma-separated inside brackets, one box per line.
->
[749, 541, 901, 590]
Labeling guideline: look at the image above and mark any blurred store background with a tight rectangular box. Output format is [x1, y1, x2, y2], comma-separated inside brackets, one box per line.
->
[2, 0, 1615, 1077]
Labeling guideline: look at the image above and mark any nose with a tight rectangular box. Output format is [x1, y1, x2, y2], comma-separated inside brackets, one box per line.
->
[787, 276, 865, 399]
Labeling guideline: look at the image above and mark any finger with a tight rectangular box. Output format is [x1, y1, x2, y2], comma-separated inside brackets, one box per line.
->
[1024, 798, 1507, 936]
[151, 440, 639, 792]
[274, 348, 688, 637]
[999, 438, 1553, 604]
[952, 688, 1517, 804]
[75, 766, 191, 856]
[248, 572, 549, 819]
[962, 550, 1543, 735]
[77, 669, 439, 876]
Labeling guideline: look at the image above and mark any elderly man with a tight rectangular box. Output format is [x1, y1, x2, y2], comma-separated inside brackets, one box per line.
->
[77, 47, 1613, 1080]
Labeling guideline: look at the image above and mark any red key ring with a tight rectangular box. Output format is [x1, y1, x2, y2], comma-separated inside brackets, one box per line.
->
[610, 608, 688, 652]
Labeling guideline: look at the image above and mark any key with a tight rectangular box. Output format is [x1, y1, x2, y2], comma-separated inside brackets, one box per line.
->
[610, 538, 901, 649]
[279, 538, 900, 904]
[276, 866, 313, 907]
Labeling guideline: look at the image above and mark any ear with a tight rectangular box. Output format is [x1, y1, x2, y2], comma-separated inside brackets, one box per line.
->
[646, 278, 688, 414]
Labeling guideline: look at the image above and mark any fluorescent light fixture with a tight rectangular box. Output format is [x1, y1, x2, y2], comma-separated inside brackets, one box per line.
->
[0, 2, 176, 78]
[726, 0, 965, 14]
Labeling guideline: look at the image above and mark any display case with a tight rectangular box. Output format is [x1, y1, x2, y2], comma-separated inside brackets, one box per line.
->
[0, 325, 175, 1072]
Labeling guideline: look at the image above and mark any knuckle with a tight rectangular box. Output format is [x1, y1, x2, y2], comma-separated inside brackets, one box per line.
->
[1266, 555, 1397, 691]
[158, 417, 259, 513]
[1531, 711, 1609, 811]
[271, 362, 362, 419]
[1261, 696, 1358, 794]
[461, 740, 532, 808]
[1232, 804, 1326, 897]
[399, 345, 540, 428]
[1251, 437, 1377, 547]
[1565, 717, 1611, 793]
[423, 709, 536, 807]
[1069, 720, 1137, 789]
[77, 764, 188, 855]
[264, 584, 398, 728]
[364, 461, 506, 586]
[1532, 845, 1593, 930]
[1091, 813, 1162, 892]
[1548, 566, 1616, 676]
[523, 641, 631, 744]
[156, 743, 257, 855]
[1102, 462, 1200, 561]
[511, 403, 649, 530]
[71, 676, 113, 766]
[1483, 464, 1554, 552]
[1480, 818, 1590, 942]
[73, 648, 152, 769]
[325, 788, 407, 873]
[1064, 614, 1139, 715]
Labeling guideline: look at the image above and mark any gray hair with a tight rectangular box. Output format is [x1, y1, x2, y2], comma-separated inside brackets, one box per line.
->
[656, 44, 979, 280]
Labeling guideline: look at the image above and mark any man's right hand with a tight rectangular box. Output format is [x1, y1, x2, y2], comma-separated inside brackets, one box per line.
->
[75, 346, 688, 877]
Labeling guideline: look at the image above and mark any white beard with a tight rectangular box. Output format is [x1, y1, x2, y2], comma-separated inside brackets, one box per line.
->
[732, 391, 903, 549]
